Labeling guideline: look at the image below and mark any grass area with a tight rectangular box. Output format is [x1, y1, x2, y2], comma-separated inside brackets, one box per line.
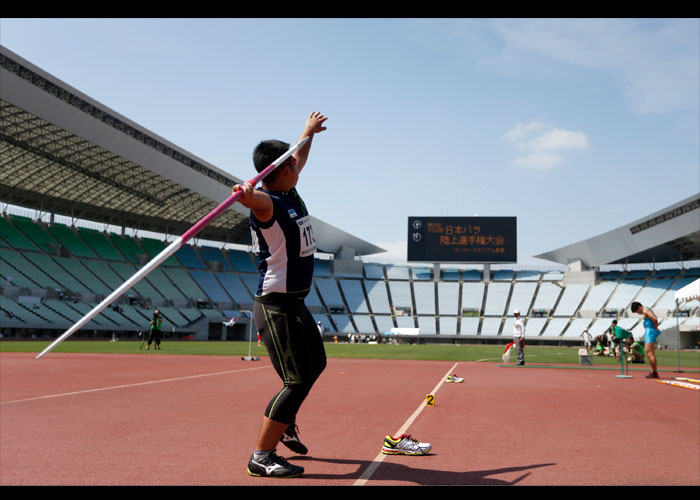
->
[2, 339, 699, 371]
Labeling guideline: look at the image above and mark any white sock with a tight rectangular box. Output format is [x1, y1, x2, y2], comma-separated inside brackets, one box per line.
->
[253, 449, 273, 461]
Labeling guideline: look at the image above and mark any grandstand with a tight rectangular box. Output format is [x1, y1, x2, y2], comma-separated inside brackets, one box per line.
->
[1, 45, 699, 348]
[2, 210, 699, 346]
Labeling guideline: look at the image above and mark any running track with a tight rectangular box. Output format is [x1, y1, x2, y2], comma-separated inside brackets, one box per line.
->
[1, 351, 698, 486]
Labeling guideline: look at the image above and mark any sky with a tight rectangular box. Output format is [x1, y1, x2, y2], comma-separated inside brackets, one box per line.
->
[1, 18, 698, 267]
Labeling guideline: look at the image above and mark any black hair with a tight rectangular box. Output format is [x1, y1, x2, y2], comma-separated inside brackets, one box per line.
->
[612, 320, 617, 325]
[253, 139, 291, 185]
[630, 302, 642, 313]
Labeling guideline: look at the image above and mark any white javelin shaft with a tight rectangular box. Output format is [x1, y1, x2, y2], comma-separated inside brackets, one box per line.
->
[36, 238, 182, 359]
[35, 137, 308, 360]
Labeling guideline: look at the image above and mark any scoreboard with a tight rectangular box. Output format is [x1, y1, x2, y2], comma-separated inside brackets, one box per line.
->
[407, 216, 517, 263]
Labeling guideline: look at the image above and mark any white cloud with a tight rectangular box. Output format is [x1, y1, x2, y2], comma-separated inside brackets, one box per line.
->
[512, 152, 566, 170]
[502, 121, 589, 170]
[486, 19, 700, 115]
[501, 121, 547, 143]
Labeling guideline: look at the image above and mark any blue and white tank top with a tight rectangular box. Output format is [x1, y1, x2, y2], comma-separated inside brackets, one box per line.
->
[250, 187, 316, 299]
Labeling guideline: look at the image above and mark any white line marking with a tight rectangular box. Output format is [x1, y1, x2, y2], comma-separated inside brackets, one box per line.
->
[353, 362, 459, 486]
[1, 365, 270, 405]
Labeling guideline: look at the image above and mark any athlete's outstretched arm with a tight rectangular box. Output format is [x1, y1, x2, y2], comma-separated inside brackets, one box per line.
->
[294, 112, 328, 173]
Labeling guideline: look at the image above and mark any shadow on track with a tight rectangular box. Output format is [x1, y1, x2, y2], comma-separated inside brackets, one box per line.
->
[291, 456, 555, 485]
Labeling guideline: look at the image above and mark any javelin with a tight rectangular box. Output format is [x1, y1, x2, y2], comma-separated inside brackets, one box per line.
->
[36, 137, 309, 360]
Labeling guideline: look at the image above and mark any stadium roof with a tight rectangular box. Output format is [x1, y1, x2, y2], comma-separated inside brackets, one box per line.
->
[0, 46, 384, 256]
[535, 193, 700, 268]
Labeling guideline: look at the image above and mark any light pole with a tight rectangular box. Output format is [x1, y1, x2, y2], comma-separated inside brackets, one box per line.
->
[240, 309, 260, 361]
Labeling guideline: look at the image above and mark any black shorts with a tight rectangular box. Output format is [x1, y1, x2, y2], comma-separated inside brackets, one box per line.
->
[253, 296, 326, 424]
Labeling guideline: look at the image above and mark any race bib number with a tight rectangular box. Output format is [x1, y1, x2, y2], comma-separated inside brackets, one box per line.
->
[297, 215, 316, 257]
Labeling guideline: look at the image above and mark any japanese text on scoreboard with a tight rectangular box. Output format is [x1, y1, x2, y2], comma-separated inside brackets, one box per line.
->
[407, 216, 517, 263]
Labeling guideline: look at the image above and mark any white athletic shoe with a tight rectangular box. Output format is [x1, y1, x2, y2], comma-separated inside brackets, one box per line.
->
[446, 374, 464, 383]
[382, 434, 432, 455]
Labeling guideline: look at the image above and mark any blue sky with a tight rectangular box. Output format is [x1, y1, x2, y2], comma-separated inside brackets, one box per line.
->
[1, 18, 698, 266]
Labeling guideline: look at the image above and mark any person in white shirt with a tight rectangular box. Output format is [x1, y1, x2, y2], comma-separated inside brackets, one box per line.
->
[605, 327, 616, 357]
[513, 309, 526, 366]
[581, 328, 592, 351]
[222, 317, 238, 327]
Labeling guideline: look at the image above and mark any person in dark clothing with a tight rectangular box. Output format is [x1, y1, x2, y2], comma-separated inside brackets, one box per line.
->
[146, 309, 163, 350]
[233, 112, 328, 479]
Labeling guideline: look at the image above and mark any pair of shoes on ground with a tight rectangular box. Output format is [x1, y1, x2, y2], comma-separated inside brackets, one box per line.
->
[382, 434, 432, 455]
[247, 424, 307, 478]
[445, 374, 464, 383]
[249, 426, 434, 478]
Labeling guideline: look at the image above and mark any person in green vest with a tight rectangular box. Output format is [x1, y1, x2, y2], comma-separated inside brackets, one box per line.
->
[593, 335, 606, 356]
[146, 309, 163, 350]
[626, 337, 645, 364]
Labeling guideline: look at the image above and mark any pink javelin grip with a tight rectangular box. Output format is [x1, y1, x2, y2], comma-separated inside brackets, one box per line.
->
[36, 137, 309, 359]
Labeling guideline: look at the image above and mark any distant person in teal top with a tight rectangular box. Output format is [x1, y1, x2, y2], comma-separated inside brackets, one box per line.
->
[631, 302, 661, 379]
[146, 309, 163, 350]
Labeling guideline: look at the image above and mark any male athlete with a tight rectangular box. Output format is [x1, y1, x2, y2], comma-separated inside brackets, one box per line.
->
[233, 112, 328, 478]
[630, 301, 661, 379]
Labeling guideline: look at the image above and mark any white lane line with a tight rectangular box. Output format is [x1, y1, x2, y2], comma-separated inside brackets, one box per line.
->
[353, 362, 459, 486]
[1, 365, 270, 405]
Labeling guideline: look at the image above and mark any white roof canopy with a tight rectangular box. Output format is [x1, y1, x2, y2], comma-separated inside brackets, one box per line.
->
[675, 278, 700, 303]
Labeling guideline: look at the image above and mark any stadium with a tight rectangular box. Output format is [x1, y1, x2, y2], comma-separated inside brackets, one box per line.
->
[1, 28, 699, 487]
[1, 45, 699, 349]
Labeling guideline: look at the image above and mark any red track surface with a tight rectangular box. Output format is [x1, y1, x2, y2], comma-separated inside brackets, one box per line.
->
[1, 351, 698, 486]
